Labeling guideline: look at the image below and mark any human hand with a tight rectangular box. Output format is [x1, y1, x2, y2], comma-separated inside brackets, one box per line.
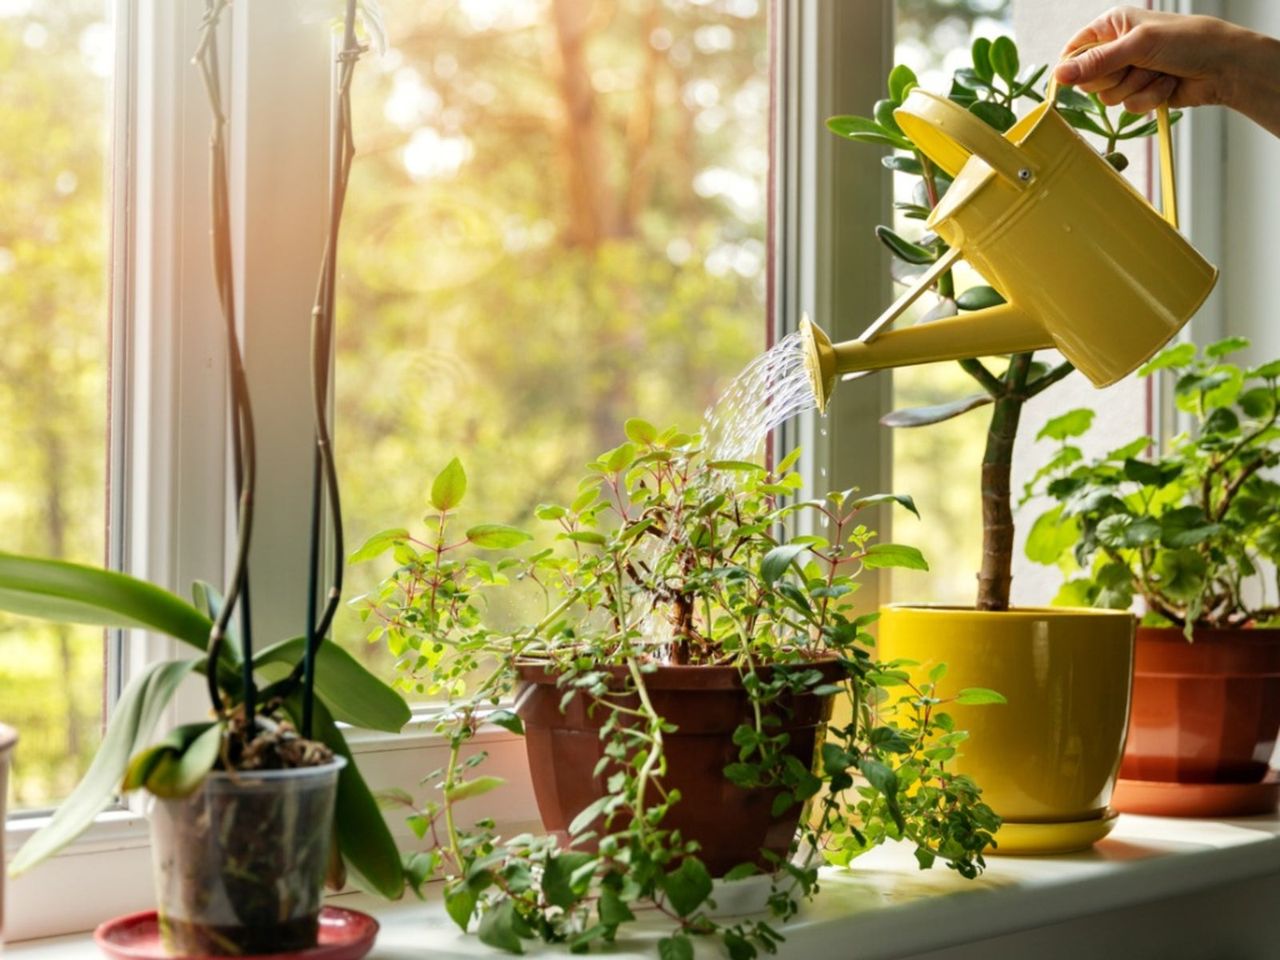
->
[1053, 6, 1280, 137]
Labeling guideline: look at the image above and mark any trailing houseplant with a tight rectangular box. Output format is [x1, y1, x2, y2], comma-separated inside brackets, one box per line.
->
[357, 425, 1000, 958]
[822, 36, 1169, 851]
[0, 0, 407, 950]
[1025, 337, 1280, 814]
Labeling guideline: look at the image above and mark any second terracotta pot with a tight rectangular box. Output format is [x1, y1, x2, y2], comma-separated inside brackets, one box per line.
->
[1120, 625, 1280, 784]
[516, 661, 837, 877]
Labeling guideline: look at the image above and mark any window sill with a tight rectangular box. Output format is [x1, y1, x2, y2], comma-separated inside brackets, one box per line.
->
[10, 812, 1280, 958]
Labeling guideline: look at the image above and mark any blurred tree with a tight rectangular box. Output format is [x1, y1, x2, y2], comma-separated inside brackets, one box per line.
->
[0, 1, 111, 808]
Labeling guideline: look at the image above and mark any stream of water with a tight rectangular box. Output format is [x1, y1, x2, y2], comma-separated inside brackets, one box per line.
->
[702, 330, 817, 463]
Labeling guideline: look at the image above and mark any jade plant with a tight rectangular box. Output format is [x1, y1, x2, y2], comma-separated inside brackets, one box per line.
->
[0, 0, 407, 904]
[1024, 338, 1280, 633]
[826, 36, 1179, 611]
[357, 424, 1000, 958]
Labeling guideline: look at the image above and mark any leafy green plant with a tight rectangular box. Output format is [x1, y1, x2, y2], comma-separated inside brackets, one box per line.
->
[1024, 338, 1280, 633]
[1, 0, 408, 898]
[826, 36, 1180, 612]
[358, 424, 1000, 957]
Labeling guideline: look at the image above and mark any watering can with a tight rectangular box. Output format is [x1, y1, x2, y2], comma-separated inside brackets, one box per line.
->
[802, 52, 1218, 412]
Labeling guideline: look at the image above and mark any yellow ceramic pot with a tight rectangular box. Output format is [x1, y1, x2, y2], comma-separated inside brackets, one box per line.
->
[877, 605, 1134, 854]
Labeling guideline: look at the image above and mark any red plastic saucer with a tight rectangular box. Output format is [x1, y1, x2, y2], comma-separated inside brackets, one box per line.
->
[1113, 770, 1280, 818]
[94, 906, 379, 960]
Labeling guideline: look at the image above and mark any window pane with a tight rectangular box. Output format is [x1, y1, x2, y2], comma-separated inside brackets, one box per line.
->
[336, 0, 769, 684]
[889, 0, 1011, 605]
[0, 1, 114, 810]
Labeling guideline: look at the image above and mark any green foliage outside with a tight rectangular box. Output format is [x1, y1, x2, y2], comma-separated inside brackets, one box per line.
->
[0, 2, 111, 809]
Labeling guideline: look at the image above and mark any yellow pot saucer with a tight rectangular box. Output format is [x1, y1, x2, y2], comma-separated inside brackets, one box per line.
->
[988, 809, 1120, 856]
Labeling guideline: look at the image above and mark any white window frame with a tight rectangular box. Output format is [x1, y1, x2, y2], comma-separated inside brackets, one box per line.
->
[5, 0, 895, 941]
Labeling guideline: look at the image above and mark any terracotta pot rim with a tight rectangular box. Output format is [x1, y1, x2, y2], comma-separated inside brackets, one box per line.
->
[1136, 625, 1280, 644]
[515, 655, 843, 690]
[882, 603, 1134, 620]
[0, 722, 15, 754]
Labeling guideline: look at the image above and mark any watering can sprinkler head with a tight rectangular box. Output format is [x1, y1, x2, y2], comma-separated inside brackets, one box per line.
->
[800, 314, 836, 414]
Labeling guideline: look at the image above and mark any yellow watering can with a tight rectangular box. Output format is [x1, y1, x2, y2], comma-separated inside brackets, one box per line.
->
[803, 55, 1218, 412]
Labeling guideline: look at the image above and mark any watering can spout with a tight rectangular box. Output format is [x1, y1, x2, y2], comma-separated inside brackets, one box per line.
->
[801, 303, 1046, 413]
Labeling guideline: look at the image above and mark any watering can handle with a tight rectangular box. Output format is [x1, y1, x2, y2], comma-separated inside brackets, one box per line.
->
[1048, 41, 1179, 230]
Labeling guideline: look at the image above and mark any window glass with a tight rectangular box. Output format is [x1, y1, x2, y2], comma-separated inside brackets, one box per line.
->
[336, 0, 770, 681]
[0, 0, 113, 810]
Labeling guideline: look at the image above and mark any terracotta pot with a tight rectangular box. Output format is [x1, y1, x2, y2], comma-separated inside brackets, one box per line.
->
[1, 723, 16, 946]
[877, 605, 1134, 854]
[1120, 625, 1280, 784]
[516, 660, 838, 877]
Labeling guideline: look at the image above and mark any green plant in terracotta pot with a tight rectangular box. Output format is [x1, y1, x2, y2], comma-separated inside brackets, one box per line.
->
[356, 427, 1001, 957]
[821, 35, 1173, 854]
[1026, 337, 1280, 816]
[0, 2, 408, 951]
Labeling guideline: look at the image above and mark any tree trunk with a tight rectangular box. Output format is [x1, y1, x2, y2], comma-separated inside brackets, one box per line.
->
[976, 353, 1032, 611]
[548, 0, 619, 248]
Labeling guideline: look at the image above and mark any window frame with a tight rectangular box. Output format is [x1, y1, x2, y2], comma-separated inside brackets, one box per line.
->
[5, 0, 895, 941]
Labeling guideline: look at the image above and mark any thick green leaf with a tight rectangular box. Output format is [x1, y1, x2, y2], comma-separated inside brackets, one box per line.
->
[1123, 458, 1181, 487]
[862, 543, 929, 571]
[989, 35, 1018, 83]
[876, 225, 935, 265]
[9, 658, 199, 875]
[888, 63, 918, 103]
[254, 637, 410, 733]
[874, 98, 904, 136]
[465, 524, 533, 550]
[1058, 107, 1109, 137]
[882, 155, 924, 175]
[285, 695, 405, 899]
[955, 687, 1008, 705]
[881, 393, 993, 428]
[662, 858, 713, 917]
[971, 37, 993, 82]
[826, 115, 911, 149]
[349, 528, 410, 564]
[431, 458, 467, 511]
[0, 553, 213, 652]
[969, 100, 1016, 132]
[955, 285, 1006, 310]
[624, 417, 657, 444]
[1037, 409, 1094, 441]
[1159, 506, 1222, 549]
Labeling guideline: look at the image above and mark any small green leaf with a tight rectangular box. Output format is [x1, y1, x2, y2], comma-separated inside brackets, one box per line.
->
[956, 687, 1008, 705]
[465, 524, 533, 550]
[1159, 505, 1222, 549]
[826, 115, 912, 150]
[659, 935, 695, 960]
[1037, 409, 1095, 441]
[1206, 337, 1252, 359]
[1104, 151, 1130, 172]
[1025, 505, 1080, 565]
[445, 775, 505, 803]
[349, 528, 410, 564]
[1151, 549, 1208, 601]
[431, 458, 467, 511]
[849, 492, 921, 519]
[883, 155, 924, 175]
[564, 530, 607, 547]
[1139, 342, 1196, 376]
[569, 795, 613, 835]
[862, 543, 929, 571]
[477, 899, 524, 954]
[662, 858, 713, 917]
[989, 36, 1019, 83]
[444, 882, 478, 932]
[488, 709, 524, 735]
[761, 544, 808, 584]
[599, 885, 634, 927]
[624, 418, 657, 444]
[605, 442, 636, 473]
[874, 98, 904, 135]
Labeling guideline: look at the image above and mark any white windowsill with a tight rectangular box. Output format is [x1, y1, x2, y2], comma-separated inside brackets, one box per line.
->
[10, 812, 1280, 959]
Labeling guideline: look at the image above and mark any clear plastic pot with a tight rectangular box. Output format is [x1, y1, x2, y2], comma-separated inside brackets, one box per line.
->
[1, 724, 16, 951]
[149, 757, 345, 956]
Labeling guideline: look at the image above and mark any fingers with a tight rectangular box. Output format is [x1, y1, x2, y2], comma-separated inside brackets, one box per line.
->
[1055, 28, 1155, 87]
[1122, 73, 1178, 114]
[1091, 66, 1161, 105]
